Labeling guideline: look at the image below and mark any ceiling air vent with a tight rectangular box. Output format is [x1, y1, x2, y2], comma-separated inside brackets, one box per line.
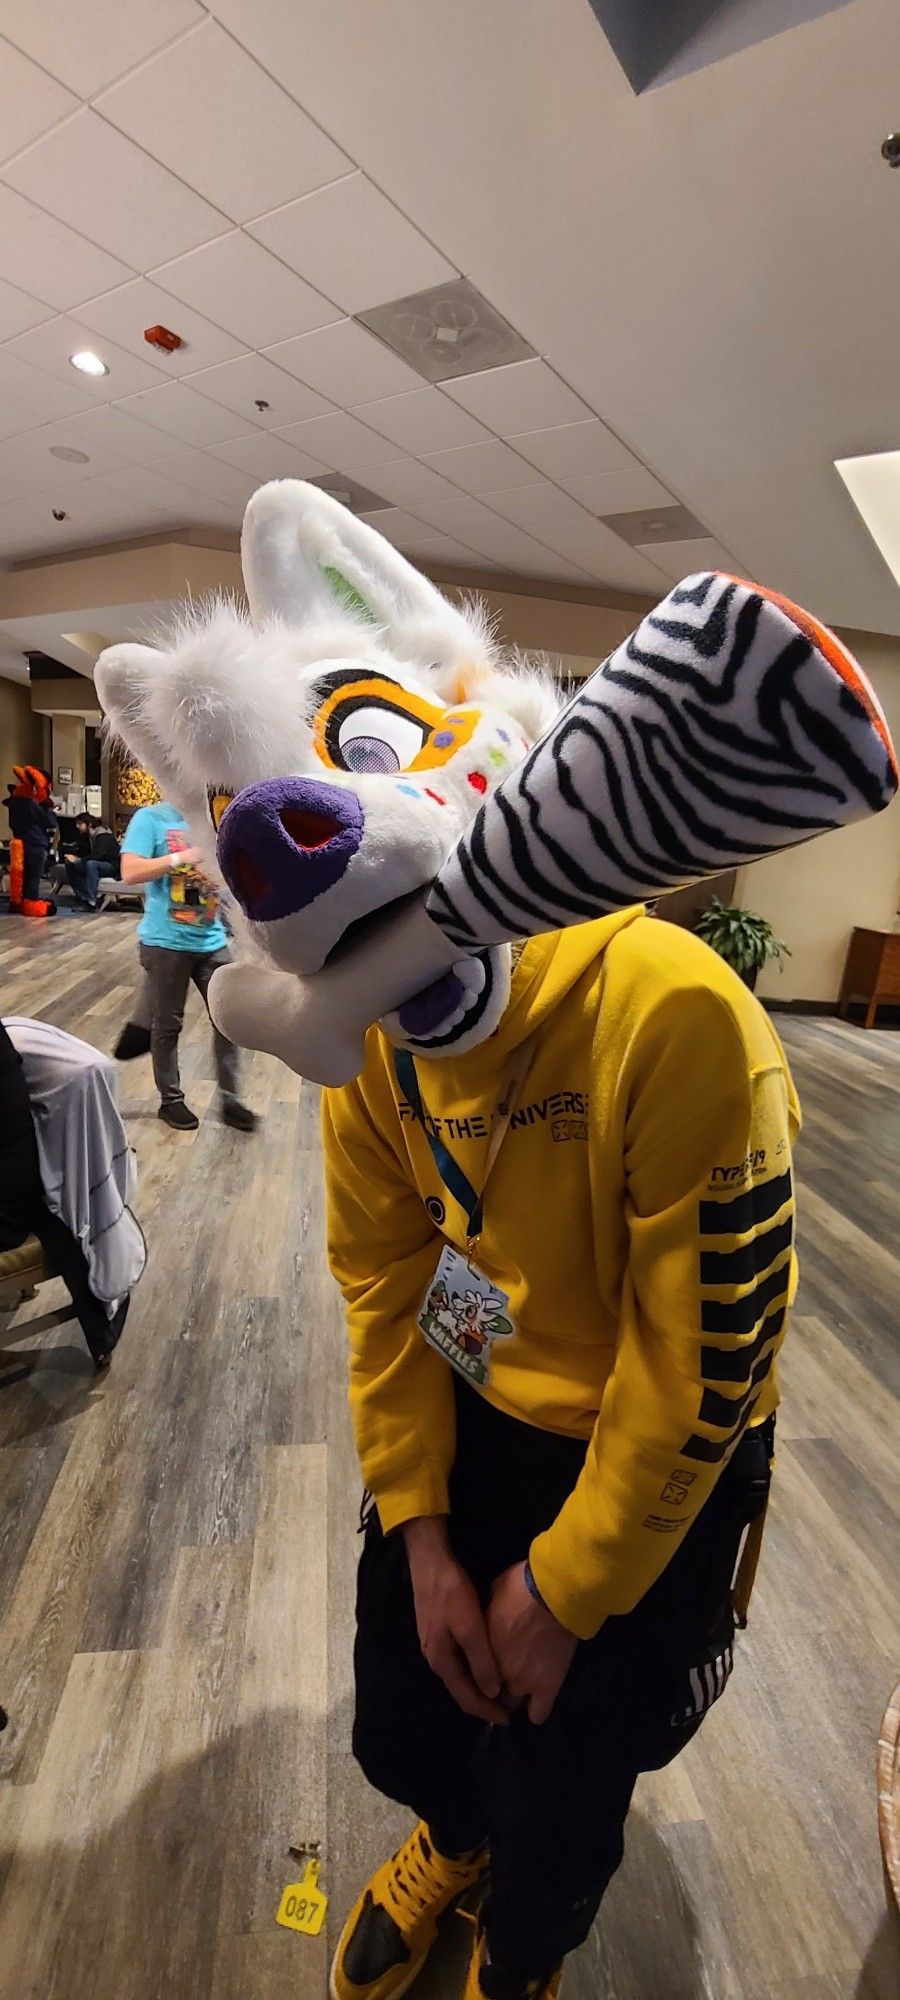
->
[356, 279, 535, 383]
[599, 503, 708, 546]
[309, 474, 392, 514]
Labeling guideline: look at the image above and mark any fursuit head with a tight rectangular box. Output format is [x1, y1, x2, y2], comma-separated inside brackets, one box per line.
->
[95, 480, 897, 1087]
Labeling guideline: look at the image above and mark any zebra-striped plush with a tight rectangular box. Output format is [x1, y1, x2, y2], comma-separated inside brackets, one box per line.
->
[428, 571, 897, 952]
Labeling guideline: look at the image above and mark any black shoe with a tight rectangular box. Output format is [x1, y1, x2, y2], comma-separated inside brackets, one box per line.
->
[114, 1021, 152, 1061]
[85, 1294, 130, 1370]
[221, 1096, 258, 1132]
[158, 1099, 200, 1131]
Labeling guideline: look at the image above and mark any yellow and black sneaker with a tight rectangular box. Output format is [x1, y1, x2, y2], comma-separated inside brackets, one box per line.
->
[461, 1927, 563, 2000]
[330, 1821, 488, 2000]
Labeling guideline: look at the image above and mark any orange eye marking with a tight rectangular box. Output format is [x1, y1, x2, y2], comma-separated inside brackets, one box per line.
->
[408, 705, 481, 772]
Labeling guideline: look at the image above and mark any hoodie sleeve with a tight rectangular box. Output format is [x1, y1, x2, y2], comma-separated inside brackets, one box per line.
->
[321, 1071, 455, 1531]
[529, 982, 799, 1641]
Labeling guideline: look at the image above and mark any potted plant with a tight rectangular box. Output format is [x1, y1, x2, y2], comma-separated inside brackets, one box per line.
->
[692, 898, 790, 991]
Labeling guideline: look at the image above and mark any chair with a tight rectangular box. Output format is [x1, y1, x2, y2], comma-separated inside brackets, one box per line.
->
[97, 878, 145, 909]
[0, 1235, 76, 1321]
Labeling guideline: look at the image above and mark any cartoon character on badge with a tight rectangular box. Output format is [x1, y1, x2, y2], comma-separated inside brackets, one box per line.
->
[453, 1288, 513, 1361]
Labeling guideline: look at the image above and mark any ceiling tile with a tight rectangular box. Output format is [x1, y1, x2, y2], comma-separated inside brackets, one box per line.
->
[442, 359, 592, 435]
[185, 353, 334, 430]
[0, 277, 55, 342]
[399, 530, 487, 567]
[97, 20, 350, 225]
[56, 402, 194, 464]
[152, 232, 339, 351]
[133, 449, 260, 510]
[536, 515, 668, 592]
[264, 318, 423, 406]
[355, 387, 490, 456]
[5, 315, 169, 401]
[634, 536, 738, 584]
[0, 351, 92, 440]
[360, 457, 466, 508]
[356, 508, 446, 552]
[4, 474, 173, 550]
[276, 410, 400, 472]
[207, 432, 329, 482]
[116, 379, 258, 447]
[4, 110, 228, 268]
[0, 423, 134, 503]
[248, 172, 456, 314]
[75, 279, 248, 378]
[0, 0, 204, 97]
[0, 185, 133, 312]
[421, 438, 537, 496]
[407, 491, 525, 542]
[480, 481, 594, 529]
[0, 39, 77, 162]
[510, 419, 642, 487]
[565, 466, 674, 515]
[98, 460, 236, 519]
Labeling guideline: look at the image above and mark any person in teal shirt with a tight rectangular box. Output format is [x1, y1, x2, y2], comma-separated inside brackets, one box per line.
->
[119, 802, 258, 1134]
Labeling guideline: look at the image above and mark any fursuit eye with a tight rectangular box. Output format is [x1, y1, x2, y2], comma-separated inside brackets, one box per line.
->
[337, 706, 428, 776]
[207, 786, 235, 831]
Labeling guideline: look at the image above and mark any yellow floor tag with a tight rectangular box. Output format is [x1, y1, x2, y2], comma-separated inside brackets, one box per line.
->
[276, 1858, 328, 1937]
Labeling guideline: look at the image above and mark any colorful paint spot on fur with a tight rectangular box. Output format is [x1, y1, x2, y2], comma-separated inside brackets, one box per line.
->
[488, 747, 506, 768]
[433, 730, 455, 749]
[425, 787, 447, 806]
[497, 728, 510, 744]
[467, 771, 488, 794]
[398, 782, 420, 798]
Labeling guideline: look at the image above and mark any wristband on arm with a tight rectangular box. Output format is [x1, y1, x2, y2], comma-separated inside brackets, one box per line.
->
[523, 1558, 547, 1610]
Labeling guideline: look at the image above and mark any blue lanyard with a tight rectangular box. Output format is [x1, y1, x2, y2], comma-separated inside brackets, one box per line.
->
[394, 1048, 485, 1240]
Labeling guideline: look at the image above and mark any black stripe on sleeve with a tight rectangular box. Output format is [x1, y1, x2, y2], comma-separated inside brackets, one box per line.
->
[681, 1405, 755, 1464]
[699, 1168, 793, 1237]
[700, 1213, 794, 1288]
[701, 1304, 787, 1384]
[697, 1346, 778, 1431]
[701, 1260, 791, 1337]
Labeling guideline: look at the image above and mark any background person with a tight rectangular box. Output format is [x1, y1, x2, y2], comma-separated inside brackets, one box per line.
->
[119, 800, 257, 1134]
[64, 814, 120, 909]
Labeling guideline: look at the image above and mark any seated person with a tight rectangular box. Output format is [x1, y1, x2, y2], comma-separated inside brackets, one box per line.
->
[64, 814, 121, 909]
[0, 1017, 145, 1367]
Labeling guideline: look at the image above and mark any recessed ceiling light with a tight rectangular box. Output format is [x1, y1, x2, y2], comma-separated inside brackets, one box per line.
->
[835, 449, 900, 587]
[49, 445, 90, 464]
[69, 350, 108, 377]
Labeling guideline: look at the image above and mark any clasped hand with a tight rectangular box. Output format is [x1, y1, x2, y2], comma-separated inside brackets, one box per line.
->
[404, 1517, 577, 1727]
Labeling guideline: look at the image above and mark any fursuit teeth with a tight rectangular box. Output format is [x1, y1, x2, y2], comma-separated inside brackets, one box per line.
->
[425, 572, 898, 953]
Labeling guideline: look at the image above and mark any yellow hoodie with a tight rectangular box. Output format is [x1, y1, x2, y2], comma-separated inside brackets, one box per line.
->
[322, 911, 800, 1640]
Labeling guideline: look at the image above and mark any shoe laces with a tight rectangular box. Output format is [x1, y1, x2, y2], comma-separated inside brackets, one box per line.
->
[383, 1826, 476, 1935]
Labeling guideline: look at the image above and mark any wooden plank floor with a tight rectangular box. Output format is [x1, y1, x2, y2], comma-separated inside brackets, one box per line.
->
[0, 913, 897, 2000]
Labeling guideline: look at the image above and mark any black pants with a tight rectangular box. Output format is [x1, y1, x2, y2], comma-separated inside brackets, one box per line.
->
[138, 943, 239, 1105]
[354, 1377, 770, 1982]
[0, 1026, 115, 1362]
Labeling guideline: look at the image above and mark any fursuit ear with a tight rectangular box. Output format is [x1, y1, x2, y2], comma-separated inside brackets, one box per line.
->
[94, 642, 180, 794]
[241, 479, 483, 677]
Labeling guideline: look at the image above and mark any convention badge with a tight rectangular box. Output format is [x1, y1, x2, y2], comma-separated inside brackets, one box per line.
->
[417, 1243, 515, 1387]
[275, 1857, 328, 1937]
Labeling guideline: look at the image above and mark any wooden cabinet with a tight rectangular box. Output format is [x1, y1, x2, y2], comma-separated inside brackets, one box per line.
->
[838, 928, 900, 1028]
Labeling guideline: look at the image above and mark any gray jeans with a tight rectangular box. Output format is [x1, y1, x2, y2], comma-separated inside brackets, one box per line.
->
[138, 943, 239, 1104]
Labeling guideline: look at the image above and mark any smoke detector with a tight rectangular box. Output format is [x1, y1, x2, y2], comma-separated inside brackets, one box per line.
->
[356, 279, 535, 383]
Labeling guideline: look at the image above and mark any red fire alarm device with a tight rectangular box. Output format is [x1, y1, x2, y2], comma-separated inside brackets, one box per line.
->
[144, 324, 185, 353]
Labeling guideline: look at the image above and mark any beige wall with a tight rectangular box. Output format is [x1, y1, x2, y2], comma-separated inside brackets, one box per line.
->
[0, 675, 43, 776]
[51, 713, 86, 788]
[735, 631, 900, 1004]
